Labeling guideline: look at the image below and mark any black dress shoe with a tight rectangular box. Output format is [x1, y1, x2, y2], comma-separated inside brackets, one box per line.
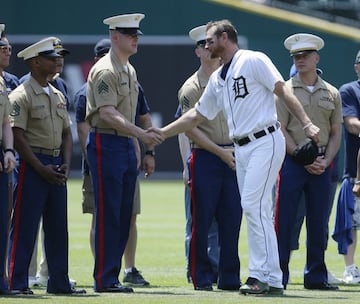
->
[11, 288, 33, 295]
[69, 287, 86, 294]
[305, 282, 339, 290]
[48, 287, 87, 295]
[195, 285, 213, 291]
[0, 289, 21, 295]
[96, 283, 134, 293]
[218, 284, 241, 291]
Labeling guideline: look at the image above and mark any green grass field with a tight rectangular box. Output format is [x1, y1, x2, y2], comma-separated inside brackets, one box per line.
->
[1, 179, 360, 303]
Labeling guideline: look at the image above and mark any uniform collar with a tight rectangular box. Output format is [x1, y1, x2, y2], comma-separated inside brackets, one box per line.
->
[291, 73, 327, 91]
[110, 48, 129, 74]
[29, 76, 51, 95]
[197, 66, 208, 89]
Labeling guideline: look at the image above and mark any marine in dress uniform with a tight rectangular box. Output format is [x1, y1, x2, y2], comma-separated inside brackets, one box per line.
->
[179, 25, 242, 291]
[275, 33, 342, 290]
[7, 37, 85, 295]
[0, 23, 17, 296]
[86, 13, 162, 293]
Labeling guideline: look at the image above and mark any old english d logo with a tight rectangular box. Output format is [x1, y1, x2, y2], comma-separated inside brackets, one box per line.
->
[232, 76, 249, 100]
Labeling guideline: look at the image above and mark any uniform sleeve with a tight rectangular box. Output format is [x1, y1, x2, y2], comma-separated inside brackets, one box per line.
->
[74, 92, 87, 123]
[178, 82, 200, 115]
[340, 85, 359, 118]
[195, 74, 220, 120]
[330, 89, 344, 125]
[136, 84, 150, 116]
[91, 69, 118, 109]
[174, 104, 182, 119]
[8, 88, 28, 130]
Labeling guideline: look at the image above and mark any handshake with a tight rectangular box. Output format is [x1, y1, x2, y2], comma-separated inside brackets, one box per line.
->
[139, 107, 205, 147]
[141, 127, 166, 147]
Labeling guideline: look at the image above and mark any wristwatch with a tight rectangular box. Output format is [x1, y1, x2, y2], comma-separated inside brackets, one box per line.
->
[145, 150, 155, 157]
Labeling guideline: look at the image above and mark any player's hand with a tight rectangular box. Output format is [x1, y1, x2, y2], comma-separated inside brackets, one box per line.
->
[304, 123, 320, 143]
[140, 128, 164, 147]
[219, 147, 236, 170]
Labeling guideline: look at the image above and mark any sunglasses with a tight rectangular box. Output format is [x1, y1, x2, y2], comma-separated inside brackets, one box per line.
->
[197, 40, 206, 48]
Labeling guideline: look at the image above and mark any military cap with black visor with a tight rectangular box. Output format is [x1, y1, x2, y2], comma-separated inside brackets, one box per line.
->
[103, 13, 144, 36]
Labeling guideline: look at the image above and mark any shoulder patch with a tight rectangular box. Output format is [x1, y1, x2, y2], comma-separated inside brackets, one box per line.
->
[98, 80, 109, 95]
[181, 96, 191, 112]
[10, 101, 20, 116]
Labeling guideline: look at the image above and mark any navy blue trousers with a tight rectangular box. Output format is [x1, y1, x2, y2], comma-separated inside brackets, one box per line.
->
[8, 154, 70, 293]
[188, 148, 242, 289]
[0, 153, 9, 291]
[275, 155, 331, 287]
[87, 132, 137, 290]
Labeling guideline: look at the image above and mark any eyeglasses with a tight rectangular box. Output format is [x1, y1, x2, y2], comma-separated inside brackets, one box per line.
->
[0, 45, 12, 54]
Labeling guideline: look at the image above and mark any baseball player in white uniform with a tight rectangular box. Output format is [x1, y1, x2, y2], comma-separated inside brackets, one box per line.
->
[149, 19, 320, 295]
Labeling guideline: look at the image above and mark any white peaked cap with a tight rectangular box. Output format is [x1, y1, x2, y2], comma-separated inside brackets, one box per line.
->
[17, 37, 61, 60]
[103, 13, 145, 30]
[0, 24, 5, 37]
[189, 25, 207, 43]
[284, 33, 324, 56]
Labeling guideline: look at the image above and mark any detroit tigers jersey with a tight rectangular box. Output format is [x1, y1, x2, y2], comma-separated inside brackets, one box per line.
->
[179, 66, 231, 146]
[195, 50, 283, 139]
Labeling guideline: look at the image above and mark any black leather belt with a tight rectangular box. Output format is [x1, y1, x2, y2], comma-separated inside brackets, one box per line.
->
[31, 147, 61, 157]
[233, 122, 280, 147]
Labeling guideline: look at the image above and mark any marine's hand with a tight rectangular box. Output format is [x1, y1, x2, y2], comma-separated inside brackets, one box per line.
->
[143, 155, 155, 178]
[304, 123, 320, 144]
[140, 128, 164, 146]
[219, 147, 236, 170]
[304, 156, 326, 175]
[40, 164, 67, 185]
[353, 183, 360, 197]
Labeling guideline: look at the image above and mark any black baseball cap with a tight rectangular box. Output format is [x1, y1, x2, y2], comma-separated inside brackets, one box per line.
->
[94, 38, 111, 57]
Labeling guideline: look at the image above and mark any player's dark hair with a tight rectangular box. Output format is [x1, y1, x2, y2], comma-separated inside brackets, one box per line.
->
[206, 20, 238, 44]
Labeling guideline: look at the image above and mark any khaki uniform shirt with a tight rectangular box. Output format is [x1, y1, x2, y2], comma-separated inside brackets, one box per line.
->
[9, 76, 70, 149]
[179, 66, 231, 147]
[0, 76, 11, 143]
[86, 49, 139, 135]
[276, 74, 343, 147]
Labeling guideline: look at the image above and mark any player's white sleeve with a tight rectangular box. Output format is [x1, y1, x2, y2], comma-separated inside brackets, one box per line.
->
[194, 74, 220, 120]
[251, 52, 284, 92]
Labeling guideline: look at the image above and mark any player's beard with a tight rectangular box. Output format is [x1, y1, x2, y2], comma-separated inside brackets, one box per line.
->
[210, 44, 224, 59]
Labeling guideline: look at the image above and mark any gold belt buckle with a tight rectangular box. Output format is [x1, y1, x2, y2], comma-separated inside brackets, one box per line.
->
[53, 149, 61, 157]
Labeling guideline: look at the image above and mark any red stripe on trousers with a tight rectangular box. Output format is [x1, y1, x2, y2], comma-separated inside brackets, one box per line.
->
[189, 149, 197, 288]
[8, 160, 26, 289]
[95, 133, 105, 289]
[274, 169, 282, 235]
